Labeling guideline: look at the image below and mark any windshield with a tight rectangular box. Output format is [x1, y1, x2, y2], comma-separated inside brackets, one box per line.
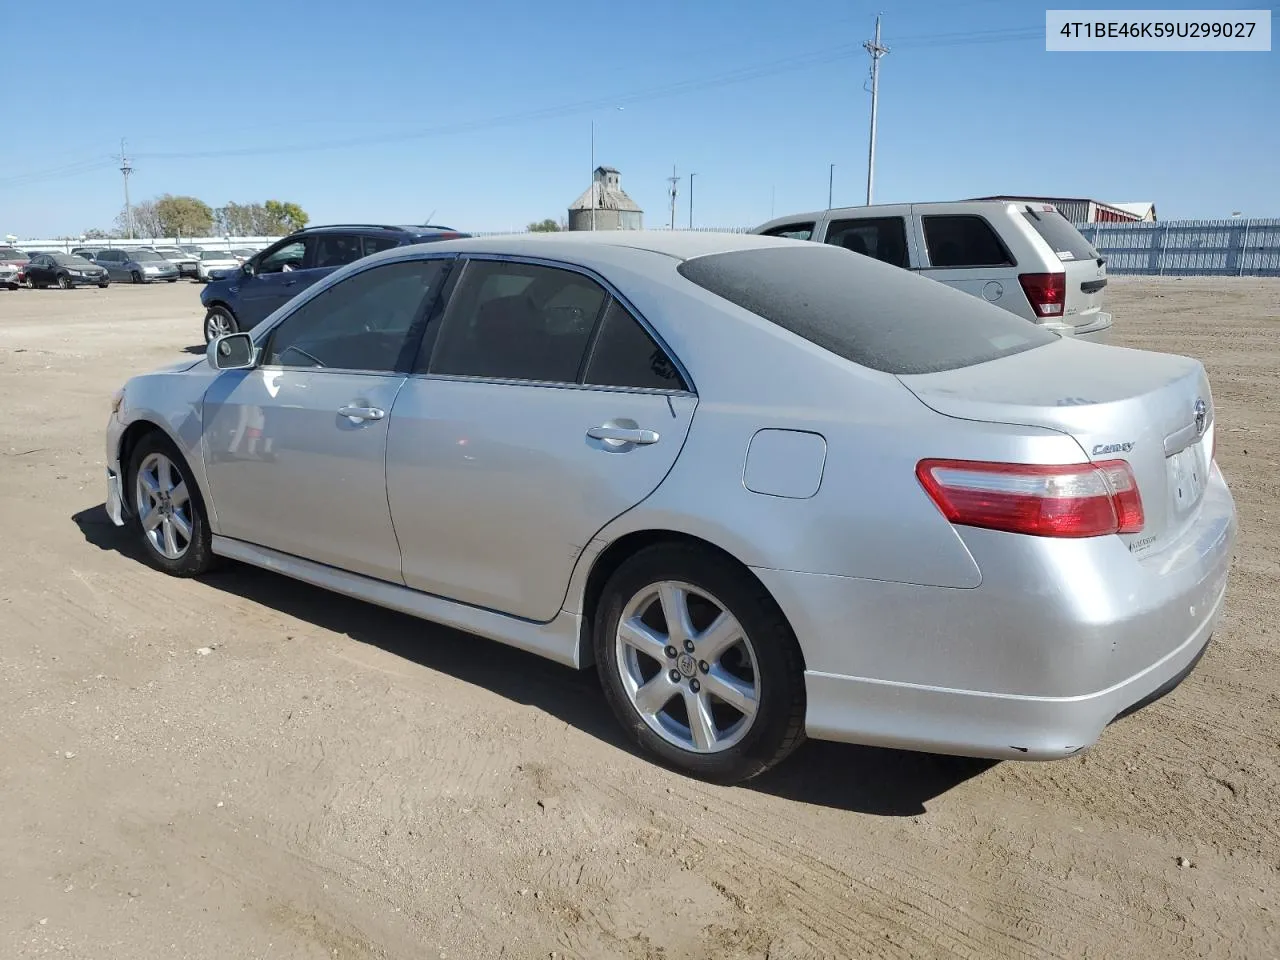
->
[51, 254, 91, 266]
[0, 247, 25, 259]
[677, 244, 1056, 375]
[130, 249, 164, 261]
[154, 249, 184, 257]
[1021, 208, 1099, 263]
[201, 251, 234, 260]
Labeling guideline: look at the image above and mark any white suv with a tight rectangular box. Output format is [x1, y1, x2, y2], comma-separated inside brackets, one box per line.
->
[752, 201, 1112, 342]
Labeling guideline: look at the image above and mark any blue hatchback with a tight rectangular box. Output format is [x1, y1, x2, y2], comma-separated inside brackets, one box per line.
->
[200, 224, 469, 343]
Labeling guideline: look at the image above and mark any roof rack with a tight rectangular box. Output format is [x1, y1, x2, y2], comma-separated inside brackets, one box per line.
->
[300, 223, 408, 233]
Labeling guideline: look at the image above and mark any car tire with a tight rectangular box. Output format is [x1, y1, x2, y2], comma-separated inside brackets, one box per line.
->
[5, 283, 17, 291]
[132, 270, 143, 284]
[166, 278, 177, 283]
[594, 542, 806, 785]
[98, 283, 109, 289]
[127, 432, 216, 578]
[203, 306, 239, 343]
[57, 275, 71, 290]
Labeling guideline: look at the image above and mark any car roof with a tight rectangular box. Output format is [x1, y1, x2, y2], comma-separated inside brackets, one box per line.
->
[392, 229, 795, 263]
[290, 223, 467, 239]
[753, 200, 1020, 229]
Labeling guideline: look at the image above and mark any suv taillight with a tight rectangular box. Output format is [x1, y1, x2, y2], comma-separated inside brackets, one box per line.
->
[916, 459, 1144, 538]
[1018, 272, 1066, 319]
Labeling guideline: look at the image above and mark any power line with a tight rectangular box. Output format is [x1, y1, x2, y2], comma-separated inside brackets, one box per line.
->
[0, 25, 1046, 188]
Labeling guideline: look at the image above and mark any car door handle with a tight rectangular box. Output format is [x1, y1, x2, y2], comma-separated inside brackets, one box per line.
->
[587, 425, 660, 445]
[338, 405, 385, 422]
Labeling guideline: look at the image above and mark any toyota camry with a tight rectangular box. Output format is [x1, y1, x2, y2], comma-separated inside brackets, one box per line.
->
[103, 231, 1235, 783]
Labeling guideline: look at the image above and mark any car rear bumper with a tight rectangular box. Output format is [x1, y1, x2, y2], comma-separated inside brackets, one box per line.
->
[1044, 311, 1112, 343]
[753, 464, 1236, 760]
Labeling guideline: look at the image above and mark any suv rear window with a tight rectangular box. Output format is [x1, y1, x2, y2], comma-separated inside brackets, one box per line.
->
[1020, 208, 1098, 263]
[921, 215, 1013, 268]
[677, 245, 1056, 375]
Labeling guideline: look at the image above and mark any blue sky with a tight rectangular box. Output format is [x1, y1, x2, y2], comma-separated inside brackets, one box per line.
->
[2, 0, 1276, 237]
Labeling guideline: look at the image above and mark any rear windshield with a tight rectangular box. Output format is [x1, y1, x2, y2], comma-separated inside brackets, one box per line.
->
[131, 249, 164, 261]
[1021, 208, 1098, 263]
[0, 247, 25, 259]
[676, 245, 1057, 375]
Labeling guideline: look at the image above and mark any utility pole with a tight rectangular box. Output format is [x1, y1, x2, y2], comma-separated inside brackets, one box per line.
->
[119, 138, 134, 239]
[667, 164, 679, 230]
[589, 121, 596, 231]
[688, 173, 696, 229]
[828, 163, 834, 209]
[863, 14, 888, 205]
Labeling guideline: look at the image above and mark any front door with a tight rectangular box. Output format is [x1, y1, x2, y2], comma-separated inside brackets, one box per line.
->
[201, 256, 449, 582]
[234, 237, 316, 327]
[386, 259, 696, 622]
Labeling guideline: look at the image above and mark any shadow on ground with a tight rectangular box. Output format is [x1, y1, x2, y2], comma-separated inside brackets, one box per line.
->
[73, 503, 994, 816]
[182, 345, 206, 355]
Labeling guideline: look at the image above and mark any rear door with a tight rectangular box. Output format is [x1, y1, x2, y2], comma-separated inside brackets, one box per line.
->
[1019, 206, 1108, 328]
[914, 210, 1020, 312]
[386, 258, 696, 622]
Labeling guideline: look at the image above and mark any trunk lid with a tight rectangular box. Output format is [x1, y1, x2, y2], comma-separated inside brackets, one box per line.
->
[898, 339, 1214, 556]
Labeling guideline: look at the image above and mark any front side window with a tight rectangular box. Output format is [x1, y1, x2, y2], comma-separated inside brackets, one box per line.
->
[824, 217, 909, 268]
[264, 259, 446, 372]
[429, 260, 607, 383]
[921, 215, 1013, 268]
[583, 301, 687, 391]
[761, 222, 815, 241]
[257, 239, 308, 274]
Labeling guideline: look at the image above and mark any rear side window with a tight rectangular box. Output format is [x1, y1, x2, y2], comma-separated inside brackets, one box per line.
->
[583, 300, 688, 391]
[677, 245, 1056, 375]
[1021, 208, 1098, 263]
[760, 222, 815, 241]
[363, 235, 401, 257]
[824, 217, 909, 268]
[312, 234, 365, 269]
[429, 260, 607, 383]
[921, 215, 1013, 268]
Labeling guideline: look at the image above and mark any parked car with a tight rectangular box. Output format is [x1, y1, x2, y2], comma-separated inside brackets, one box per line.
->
[23, 252, 109, 288]
[753, 201, 1113, 342]
[199, 223, 469, 342]
[149, 246, 200, 278]
[85, 248, 181, 283]
[106, 231, 1234, 783]
[195, 250, 242, 282]
[0, 245, 30, 287]
[230, 248, 257, 262]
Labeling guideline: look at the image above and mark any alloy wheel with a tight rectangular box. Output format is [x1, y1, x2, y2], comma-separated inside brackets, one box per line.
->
[205, 312, 234, 340]
[614, 580, 761, 754]
[134, 451, 194, 560]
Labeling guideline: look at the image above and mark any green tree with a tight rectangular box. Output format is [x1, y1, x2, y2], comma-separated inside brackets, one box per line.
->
[263, 200, 310, 234]
[155, 194, 214, 238]
[527, 218, 561, 232]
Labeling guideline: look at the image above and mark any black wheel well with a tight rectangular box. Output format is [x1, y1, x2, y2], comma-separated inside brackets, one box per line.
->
[116, 421, 166, 516]
[577, 530, 801, 670]
[205, 300, 236, 318]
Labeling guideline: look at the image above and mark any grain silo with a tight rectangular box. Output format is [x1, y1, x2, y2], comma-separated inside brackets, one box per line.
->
[568, 166, 643, 231]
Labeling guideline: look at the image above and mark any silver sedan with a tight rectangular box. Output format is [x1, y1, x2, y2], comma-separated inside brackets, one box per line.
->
[103, 232, 1236, 783]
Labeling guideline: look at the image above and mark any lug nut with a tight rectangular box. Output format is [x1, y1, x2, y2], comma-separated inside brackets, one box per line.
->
[665, 645, 678, 659]
[699, 660, 709, 673]
[683, 640, 695, 653]
[690, 679, 701, 693]
[669, 669, 681, 683]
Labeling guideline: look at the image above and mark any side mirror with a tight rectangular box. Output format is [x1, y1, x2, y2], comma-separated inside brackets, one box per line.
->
[241, 260, 255, 277]
[207, 332, 257, 370]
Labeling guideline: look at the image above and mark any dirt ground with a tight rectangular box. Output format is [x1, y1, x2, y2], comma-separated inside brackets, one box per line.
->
[1, 277, 1277, 960]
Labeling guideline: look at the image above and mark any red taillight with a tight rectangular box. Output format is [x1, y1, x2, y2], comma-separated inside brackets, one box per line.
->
[1018, 272, 1066, 319]
[916, 459, 1144, 538]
